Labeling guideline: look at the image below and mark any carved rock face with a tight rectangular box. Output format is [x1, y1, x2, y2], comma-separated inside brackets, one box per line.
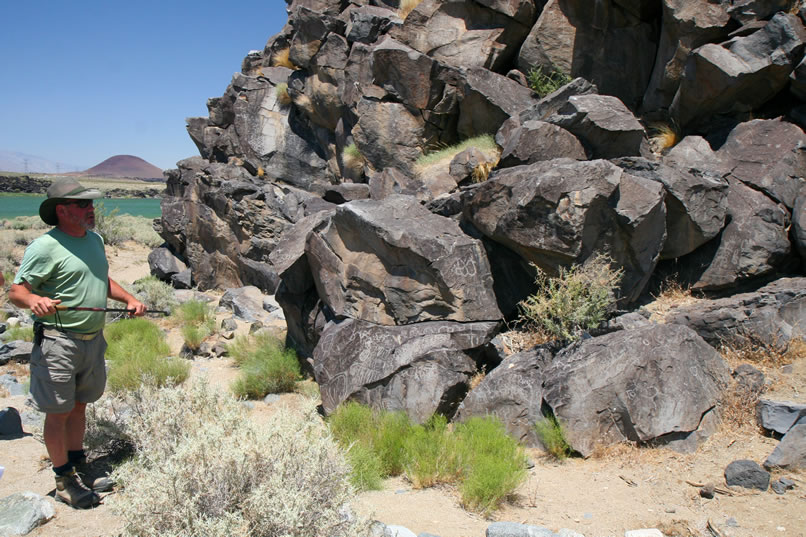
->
[307, 196, 503, 326]
[543, 323, 730, 457]
[464, 158, 666, 302]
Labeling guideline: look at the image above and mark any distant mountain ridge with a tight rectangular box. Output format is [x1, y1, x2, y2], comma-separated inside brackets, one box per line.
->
[78, 155, 164, 179]
[0, 150, 85, 174]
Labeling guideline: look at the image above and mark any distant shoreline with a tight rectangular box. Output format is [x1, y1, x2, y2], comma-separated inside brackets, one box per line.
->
[0, 174, 164, 199]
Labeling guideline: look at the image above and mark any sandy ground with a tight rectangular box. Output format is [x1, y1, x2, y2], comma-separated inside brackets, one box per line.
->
[1, 239, 805, 537]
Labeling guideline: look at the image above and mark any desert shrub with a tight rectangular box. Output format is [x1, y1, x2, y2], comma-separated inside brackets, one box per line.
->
[454, 416, 527, 514]
[2, 324, 33, 342]
[344, 442, 384, 491]
[104, 317, 189, 392]
[230, 332, 301, 398]
[535, 414, 573, 460]
[415, 134, 499, 170]
[527, 67, 573, 97]
[110, 382, 368, 537]
[518, 254, 623, 342]
[94, 202, 161, 247]
[128, 276, 178, 313]
[172, 299, 216, 352]
[5, 215, 48, 230]
[328, 403, 526, 514]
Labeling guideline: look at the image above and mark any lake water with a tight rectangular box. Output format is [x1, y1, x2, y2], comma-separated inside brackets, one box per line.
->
[0, 194, 162, 220]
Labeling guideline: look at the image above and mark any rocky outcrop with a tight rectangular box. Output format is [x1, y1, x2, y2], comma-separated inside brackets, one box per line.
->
[152, 0, 806, 442]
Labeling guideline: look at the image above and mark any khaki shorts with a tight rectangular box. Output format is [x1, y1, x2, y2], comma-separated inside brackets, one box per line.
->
[29, 330, 108, 414]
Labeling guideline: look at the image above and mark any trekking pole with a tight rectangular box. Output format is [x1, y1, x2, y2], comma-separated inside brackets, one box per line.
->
[55, 305, 171, 316]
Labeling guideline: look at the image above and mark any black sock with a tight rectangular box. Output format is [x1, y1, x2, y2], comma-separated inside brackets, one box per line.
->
[67, 450, 86, 464]
[53, 462, 74, 476]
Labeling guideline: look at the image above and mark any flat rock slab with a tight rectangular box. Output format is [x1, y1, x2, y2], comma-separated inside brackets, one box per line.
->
[725, 459, 770, 490]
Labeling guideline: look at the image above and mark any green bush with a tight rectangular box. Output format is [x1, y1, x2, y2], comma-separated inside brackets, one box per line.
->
[172, 299, 215, 352]
[454, 417, 527, 514]
[110, 382, 369, 537]
[402, 414, 459, 488]
[527, 67, 573, 98]
[535, 414, 573, 460]
[230, 333, 301, 399]
[5, 215, 48, 230]
[104, 317, 189, 392]
[345, 442, 384, 491]
[328, 403, 526, 514]
[518, 254, 623, 342]
[415, 134, 499, 169]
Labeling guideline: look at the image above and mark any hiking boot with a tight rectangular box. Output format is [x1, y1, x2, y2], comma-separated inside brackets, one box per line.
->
[54, 469, 101, 509]
[74, 459, 116, 492]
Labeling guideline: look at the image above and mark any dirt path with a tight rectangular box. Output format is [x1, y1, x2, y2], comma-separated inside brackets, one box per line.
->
[1, 241, 805, 537]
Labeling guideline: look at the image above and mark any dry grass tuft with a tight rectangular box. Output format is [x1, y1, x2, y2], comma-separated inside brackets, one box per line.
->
[648, 122, 681, 155]
[719, 333, 799, 370]
[271, 48, 297, 70]
[399, 0, 424, 19]
[471, 160, 498, 183]
[468, 366, 486, 390]
[497, 328, 553, 356]
[655, 520, 700, 537]
[644, 279, 699, 322]
[718, 380, 762, 434]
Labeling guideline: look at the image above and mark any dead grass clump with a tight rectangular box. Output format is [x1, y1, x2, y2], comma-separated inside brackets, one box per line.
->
[718, 381, 762, 434]
[271, 48, 297, 70]
[471, 160, 497, 183]
[399, 0, 424, 19]
[468, 366, 486, 390]
[644, 279, 699, 322]
[648, 122, 681, 155]
[719, 333, 798, 370]
[497, 328, 553, 356]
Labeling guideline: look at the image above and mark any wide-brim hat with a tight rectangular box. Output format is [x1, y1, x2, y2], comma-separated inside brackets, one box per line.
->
[39, 178, 103, 225]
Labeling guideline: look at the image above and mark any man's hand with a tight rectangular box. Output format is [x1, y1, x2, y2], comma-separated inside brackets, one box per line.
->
[9, 282, 60, 316]
[127, 298, 147, 317]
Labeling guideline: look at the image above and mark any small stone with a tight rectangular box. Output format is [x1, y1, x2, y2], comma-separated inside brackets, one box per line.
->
[221, 317, 238, 331]
[0, 492, 54, 535]
[0, 408, 23, 436]
[263, 394, 282, 405]
[771, 478, 796, 495]
[726, 518, 739, 527]
[700, 482, 716, 499]
[221, 330, 235, 340]
[724, 459, 770, 491]
[664, 507, 676, 514]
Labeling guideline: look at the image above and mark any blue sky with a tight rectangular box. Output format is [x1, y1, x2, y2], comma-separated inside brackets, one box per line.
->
[0, 1, 288, 171]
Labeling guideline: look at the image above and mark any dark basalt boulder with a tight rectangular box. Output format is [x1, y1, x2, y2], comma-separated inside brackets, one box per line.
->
[454, 345, 555, 447]
[312, 317, 500, 421]
[665, 277, 806, 349]
[542, 323, 730, 457]
[463, 158, 666, 303]
[715, 118, 806, 211]
[306, 196, 503, 325]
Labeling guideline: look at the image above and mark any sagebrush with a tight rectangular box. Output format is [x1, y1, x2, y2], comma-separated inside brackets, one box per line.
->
[109, 382, 368, 537]
[518, 254, 623, 342]
[94, 202, 162, 247]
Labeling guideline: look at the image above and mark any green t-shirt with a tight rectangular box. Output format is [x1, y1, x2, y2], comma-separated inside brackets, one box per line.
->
[14, 228, 109, 333]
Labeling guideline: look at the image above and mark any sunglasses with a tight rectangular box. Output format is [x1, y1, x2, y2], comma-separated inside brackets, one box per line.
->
[60, 199, 93, 209]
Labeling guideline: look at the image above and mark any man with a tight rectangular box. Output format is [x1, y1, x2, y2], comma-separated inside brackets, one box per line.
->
[9, 179, 146, 509]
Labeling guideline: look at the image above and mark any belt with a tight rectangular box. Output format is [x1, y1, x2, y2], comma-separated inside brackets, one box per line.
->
[41, 327, 100, 341]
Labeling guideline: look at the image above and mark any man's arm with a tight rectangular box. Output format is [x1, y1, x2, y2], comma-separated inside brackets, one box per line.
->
[9, 281, 61, 317]
[108, 278, 146, 316]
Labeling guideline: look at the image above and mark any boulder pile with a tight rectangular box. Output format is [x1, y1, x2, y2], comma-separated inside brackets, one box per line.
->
[150, 0, 806, 456]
